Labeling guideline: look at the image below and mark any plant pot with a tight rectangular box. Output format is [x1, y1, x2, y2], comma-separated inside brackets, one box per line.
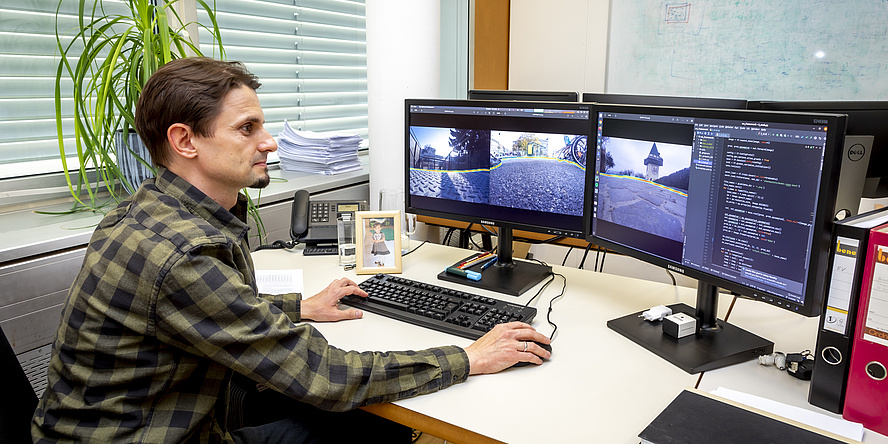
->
[114, 130, 155, 194]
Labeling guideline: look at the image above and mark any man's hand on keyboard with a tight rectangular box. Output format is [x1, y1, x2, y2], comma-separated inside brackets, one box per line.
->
[463, 322, 551, 375]
[301, 277, 368, 322]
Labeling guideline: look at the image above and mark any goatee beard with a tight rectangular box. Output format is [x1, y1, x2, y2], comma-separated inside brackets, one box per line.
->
[249, 169, 271, 189]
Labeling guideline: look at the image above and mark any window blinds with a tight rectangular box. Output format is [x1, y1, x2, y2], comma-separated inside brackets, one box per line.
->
[0, 0, 367, 180]
[197, 0, 368, 146]
[0, 0, 130, 176]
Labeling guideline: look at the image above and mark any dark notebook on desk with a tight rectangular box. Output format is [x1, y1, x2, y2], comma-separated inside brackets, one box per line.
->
[639, 389, 856, 444]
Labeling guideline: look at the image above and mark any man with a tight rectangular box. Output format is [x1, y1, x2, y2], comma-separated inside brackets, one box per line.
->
[32, 58, 550, 443]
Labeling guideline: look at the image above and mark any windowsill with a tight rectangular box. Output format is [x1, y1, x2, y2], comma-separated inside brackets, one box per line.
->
[0, 153, 370, 265]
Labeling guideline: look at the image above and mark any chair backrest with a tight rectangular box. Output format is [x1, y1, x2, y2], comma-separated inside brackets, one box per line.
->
[0, 325, 38, 443]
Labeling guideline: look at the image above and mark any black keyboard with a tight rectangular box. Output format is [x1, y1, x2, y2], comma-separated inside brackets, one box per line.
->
[340, 274, 537, 340]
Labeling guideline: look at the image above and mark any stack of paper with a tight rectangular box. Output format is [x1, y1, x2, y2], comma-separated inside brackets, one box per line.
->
[276, 120, 362, 175]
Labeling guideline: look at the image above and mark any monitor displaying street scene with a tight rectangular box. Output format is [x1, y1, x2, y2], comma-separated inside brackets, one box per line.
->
[409, 125, 587, 217]
[595, 136, 691, 243]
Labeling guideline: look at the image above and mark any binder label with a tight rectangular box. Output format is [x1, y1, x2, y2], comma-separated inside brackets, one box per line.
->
[825, 236, 859, 334]
[863, 244, 888, 347]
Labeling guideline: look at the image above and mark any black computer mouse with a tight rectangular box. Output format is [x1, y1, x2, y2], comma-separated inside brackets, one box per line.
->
[510, 341, 552, 368]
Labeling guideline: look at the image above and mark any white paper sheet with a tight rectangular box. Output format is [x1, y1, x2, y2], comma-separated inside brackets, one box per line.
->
[255, 269, 304, 295]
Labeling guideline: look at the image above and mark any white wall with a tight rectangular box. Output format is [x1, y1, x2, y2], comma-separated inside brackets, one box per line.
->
[366, 1, 441, 209]
[508, 0, 610, 93]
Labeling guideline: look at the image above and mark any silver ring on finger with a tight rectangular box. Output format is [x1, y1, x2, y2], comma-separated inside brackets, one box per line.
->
[522, 341, 528, 352]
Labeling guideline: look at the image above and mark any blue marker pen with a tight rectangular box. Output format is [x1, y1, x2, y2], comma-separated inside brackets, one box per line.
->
[480, 256, 497, 270]
[445, 266, 482, 281]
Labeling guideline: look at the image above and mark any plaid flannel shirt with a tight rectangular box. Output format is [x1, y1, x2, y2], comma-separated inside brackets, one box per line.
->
[31, 168, 469, 443]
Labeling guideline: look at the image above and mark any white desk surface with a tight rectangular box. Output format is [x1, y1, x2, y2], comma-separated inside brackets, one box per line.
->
[252, 242, 884, 443]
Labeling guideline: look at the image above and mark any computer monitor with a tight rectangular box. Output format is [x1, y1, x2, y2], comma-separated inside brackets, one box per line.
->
[752, 101, 888, 197]
[469, 90, 579, 102]
[585, 103, 846, 373]
[582, 92, 747, 109]
[406, 99, 592, 295]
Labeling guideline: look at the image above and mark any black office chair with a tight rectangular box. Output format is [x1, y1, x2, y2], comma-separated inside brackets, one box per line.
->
[0, 325, 38, 443]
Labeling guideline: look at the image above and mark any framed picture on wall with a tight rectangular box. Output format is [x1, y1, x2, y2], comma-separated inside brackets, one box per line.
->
[355, 210, 402, 274]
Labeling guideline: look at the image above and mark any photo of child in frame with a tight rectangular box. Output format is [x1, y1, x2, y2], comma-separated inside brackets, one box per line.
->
[355, 210, 402, 274]
[364, 217, 395, 268]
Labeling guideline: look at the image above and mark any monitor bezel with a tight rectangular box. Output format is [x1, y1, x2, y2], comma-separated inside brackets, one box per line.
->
[469, 90, 579, 102]
[583, 103, 846, 317]
[582, 92, 747, 109]
[405, 98, 594, 240]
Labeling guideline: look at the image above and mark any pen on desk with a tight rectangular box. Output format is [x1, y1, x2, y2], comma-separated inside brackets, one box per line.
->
[454, 253, 484, 269]
[479, 256, 497, 270]
[458, 252, 492, 269]
[445, 266, 482, 281]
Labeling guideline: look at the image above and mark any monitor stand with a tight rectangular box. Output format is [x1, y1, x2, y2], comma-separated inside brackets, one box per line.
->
[606, 282, 774, 373]
[437, 227, 552, 296]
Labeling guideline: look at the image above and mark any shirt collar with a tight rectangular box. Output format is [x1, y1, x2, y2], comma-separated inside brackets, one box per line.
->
[153, 167, 251, 241]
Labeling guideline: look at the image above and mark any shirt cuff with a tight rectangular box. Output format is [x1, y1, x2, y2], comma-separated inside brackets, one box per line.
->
[262, 292, 302, 322]
[432, 345, 470, 388]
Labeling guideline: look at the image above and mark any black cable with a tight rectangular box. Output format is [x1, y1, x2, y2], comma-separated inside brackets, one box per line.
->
[593, 246, 602, 272]
[254, 239, 298, 251]
[442, 227, 456, 246]
[599, 249, 607, 272]
[577, 242, 593, 269]
[524, 272, 556, 308]
[546, 273, 567, 341]
[401, 240, 428, 256]
[665, 269, 677, 286]
[561, 247, 574, 266]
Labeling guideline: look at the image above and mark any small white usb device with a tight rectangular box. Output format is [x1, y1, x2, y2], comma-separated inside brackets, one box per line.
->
[662, 313, 696, 339]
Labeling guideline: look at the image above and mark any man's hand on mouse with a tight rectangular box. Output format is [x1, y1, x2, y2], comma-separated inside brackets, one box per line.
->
[463, 322, 551, 375]
[301, 277, 367, 322]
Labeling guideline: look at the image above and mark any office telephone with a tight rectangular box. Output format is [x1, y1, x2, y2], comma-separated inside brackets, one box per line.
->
[290, 190, 368, 249]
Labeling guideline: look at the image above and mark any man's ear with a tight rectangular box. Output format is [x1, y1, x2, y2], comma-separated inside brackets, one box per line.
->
[167, 123, 198, 160]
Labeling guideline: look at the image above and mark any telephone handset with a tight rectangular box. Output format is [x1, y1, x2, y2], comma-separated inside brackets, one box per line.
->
[290, 189, 368, 246]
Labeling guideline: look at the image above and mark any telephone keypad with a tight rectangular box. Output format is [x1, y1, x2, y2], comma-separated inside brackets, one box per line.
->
[310, 202, 331, 223]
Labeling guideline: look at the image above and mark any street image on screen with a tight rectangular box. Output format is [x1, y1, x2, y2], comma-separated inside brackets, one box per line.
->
[587, 104, 845, 372]
[406, 99, 592, 295]
[409, 126, 586, 217]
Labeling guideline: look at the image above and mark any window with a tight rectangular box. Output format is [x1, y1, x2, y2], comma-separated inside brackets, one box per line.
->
[197, 0, 368, 153]
[0, 0, 367, 184]
[0, 0, 94, 179]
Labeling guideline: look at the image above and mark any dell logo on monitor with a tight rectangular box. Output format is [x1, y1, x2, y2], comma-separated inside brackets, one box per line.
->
[848, 143, 866, 162]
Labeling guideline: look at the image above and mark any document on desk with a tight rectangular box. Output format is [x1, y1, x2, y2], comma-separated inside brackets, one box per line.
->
[710, 387, 864, 441]
[255, 269, 304, 295]
[640, 389, 860, 444]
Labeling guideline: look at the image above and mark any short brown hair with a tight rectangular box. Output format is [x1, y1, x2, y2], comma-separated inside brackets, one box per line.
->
[134, 58, 261, 168]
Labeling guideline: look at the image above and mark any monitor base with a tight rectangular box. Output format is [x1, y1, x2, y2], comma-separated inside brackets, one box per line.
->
[437, 259, 551, 296]
[607, 303, 774, 374]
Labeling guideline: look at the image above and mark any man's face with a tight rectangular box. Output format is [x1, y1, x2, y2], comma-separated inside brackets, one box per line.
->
[191, 84, 277, 194]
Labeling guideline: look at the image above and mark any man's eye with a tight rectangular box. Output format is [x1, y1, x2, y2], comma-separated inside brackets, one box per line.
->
[241, 123, 253, 133]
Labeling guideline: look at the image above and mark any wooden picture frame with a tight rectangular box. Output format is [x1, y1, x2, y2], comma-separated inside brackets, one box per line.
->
[355, 210, 402, 274]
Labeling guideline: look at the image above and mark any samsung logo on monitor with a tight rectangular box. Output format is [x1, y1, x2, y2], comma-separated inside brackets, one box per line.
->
[667, 264, 685, 274]
[480, 220, 496, 226]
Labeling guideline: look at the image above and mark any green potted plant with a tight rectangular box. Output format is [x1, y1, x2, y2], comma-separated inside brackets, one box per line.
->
[53, 0, 271, 242]
[55, 0, 224, 208]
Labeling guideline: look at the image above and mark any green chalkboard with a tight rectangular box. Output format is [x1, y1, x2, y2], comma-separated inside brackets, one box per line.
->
[606, 1, 888, 100]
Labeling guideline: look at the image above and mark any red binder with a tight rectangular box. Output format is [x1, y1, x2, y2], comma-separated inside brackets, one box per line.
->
[843, 223, 888, 435]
